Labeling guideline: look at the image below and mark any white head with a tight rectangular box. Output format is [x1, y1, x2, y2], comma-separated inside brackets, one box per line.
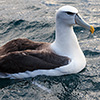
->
[56, 5, 78, 26]
[56, 5, 94, 32]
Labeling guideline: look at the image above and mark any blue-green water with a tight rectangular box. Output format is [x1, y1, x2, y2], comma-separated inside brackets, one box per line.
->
[0, 0, 100, 100]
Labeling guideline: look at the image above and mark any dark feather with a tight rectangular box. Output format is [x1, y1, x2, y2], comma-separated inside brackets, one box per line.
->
[0, 38, 70, 73]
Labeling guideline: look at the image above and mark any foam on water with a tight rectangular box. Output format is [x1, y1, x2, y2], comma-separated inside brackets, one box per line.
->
[32, 81, 52, 93]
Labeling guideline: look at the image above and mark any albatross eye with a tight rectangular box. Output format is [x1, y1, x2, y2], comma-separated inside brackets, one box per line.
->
[66, 12, 75, 15]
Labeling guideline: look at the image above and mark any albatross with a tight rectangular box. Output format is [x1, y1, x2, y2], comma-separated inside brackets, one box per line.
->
[0, 5, 94, 79]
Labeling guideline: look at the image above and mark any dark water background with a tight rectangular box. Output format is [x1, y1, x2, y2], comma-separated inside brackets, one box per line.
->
[0, 0, 100, 100]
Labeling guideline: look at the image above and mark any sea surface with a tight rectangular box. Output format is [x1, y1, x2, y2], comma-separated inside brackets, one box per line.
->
[0, 0, 100, 100]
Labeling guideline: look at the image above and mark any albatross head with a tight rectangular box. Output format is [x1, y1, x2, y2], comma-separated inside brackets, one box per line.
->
[56, 5, 94, 34]
[51, 5, 94, 58]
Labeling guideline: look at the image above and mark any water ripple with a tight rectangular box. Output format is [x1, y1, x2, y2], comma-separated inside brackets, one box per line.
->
[0, 0, 100, 100]
[83, 50, 100, 57]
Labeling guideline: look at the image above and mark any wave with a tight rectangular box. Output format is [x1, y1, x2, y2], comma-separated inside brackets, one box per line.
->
[83, 50, 100, 57]
[0, 19, 53, 35]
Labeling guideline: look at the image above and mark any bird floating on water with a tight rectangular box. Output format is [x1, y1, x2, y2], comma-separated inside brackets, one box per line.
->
[0, 5, 94, 79]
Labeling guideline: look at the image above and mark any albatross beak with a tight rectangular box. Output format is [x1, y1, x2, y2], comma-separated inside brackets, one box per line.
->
[75, 14, 95, 34]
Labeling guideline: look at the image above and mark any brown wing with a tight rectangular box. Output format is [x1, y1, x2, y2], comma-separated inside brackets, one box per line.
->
[0, 38, 70, 74]
[0, 50, 70, 74]
[0, 38, 48, 55]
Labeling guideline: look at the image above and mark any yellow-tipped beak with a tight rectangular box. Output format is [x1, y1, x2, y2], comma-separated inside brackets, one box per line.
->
[90, 25, 95, 34]
[75, 14, 95, 34]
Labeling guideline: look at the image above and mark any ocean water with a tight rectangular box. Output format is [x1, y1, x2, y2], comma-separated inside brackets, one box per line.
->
[0, 0, 100, 100]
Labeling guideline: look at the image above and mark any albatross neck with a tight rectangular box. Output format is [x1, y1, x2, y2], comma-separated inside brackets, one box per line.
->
[51, 20, 82, 58]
